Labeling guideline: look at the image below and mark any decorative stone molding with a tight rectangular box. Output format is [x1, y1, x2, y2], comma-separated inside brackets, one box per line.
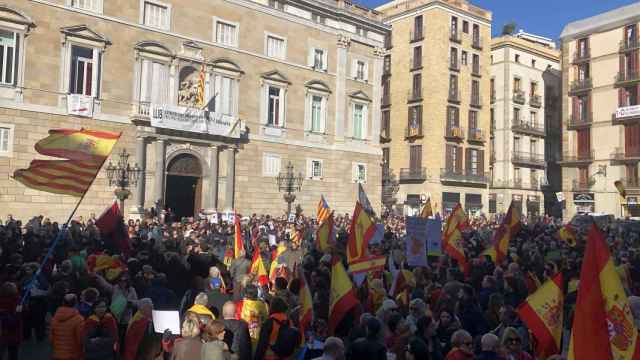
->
[166, 142, 209, 168]
[373, 47, 386, 58]
[337, 34, 351, 48]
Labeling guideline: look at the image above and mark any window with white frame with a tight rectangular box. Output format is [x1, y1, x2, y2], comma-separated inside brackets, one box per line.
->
[211, 73, 237, 116]
[354, 60, 366, 81]
[142, 1, 170, 30]
[353, 163, 367, 183]
[71, 0, 102, 12]
[310, 95, 324, 133]
[267, 85, 285, 127]
[263, 153, 281, 177]
[307, 159, 323, 179]
[0, 30, 18, 86]
[352, 103, 366, 139]
[139, 59, 169, 105]
[69, 45, 97, 96]
[0, 124, 13, 156]
[214, 19, 238, 47]
[266, 35, 286, 60]
[310, 48, 327, 71]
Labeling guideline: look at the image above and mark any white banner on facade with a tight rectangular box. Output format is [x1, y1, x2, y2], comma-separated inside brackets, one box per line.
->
[616, 105, 640, 119]
[67, 94, 94, 117]
[150, 104, 240, 138]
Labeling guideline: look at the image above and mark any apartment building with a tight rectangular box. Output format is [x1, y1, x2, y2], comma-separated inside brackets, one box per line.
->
[559, 3, 640, 218]
[489, 32, 561, 217]
[0, 0, 388, 221]
[376, 0, 492, 216]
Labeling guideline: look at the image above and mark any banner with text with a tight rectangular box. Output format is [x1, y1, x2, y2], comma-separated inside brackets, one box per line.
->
[150, 104, 240, 138]
[405, 216, 428, 267]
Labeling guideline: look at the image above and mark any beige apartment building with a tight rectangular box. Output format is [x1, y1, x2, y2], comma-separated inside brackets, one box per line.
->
[376, 0, 492, 216]
[489, 32, 561, 217]
[0, 0, 388, 221]
[559, 3, 640, 218]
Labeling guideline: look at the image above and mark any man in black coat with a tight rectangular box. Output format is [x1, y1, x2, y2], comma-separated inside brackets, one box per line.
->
[222, 301, 252, 360]
[348, 317, 387, 360]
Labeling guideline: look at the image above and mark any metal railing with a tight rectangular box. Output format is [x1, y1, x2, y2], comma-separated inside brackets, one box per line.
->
[620, 38, 640, 52]
[400, 167, 427, 181]
[513, 90, 525, 104]
[410, 29, 424, 42]
[137, 101, 151, 116]
[440, 168, 490, 184]
[468, 128, 485, 142]
[530, 94, 542, 108]
[445, 125, 465, 139]
[562, 150, 595, 163]
[621, 178, 640, 189]
[472, 37, 483, 50]
[615, 71, 640, 84]
[448, 89, 460, 103]
[405, 126, 423, 139]
[610, 147, 640, 162]
[450, 30, 461, 43]
[470, 95, 482, 108]
[567, 113, 593, 129]
[511, 119, 545, 136]
[569, 78, 593, 93]
[407, 88, 422, 102]
[572, 49, 590, 63]
[511, 151, 546, 167]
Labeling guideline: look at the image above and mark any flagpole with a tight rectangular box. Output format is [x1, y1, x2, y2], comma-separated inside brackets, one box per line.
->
[20, 135, 121, 305]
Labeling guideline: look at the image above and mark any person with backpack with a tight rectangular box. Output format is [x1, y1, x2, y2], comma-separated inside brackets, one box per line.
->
[0, 282, 22, 360]
[83, 300, 119, 360]
[254, 297, 300, 360]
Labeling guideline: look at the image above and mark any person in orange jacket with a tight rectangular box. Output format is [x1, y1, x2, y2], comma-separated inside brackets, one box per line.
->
[50, 294, 85, 360]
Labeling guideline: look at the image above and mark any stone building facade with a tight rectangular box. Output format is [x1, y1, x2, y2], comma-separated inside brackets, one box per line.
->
[0, 0, 388, 221]
[559, 3, 640, 218]
[489, 32, 561, 217]
[376, 0, 492, 216]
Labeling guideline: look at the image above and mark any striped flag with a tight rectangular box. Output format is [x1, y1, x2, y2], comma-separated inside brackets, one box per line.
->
[328, 257, 359, 335]
[197, 62, 206, 108]
[33, 129, 120, 161]
[250, 246, 269, 286]
[442, 204, 468, 270]
[347, 201, 384, 274]
[557, 224, 577, 247]
[298, 268, 314, 343]
[269, 242, 287, 282]
[316, 211, 335, 252]
[233, 211, 244, 259]
[317, 195, 331, 223]
[482, 202, 521, 264]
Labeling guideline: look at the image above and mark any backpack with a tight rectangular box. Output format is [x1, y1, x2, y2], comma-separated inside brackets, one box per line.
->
[270, 318, 301, 357]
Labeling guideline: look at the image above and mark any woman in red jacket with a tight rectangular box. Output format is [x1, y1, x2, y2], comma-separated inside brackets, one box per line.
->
[84, 300, 120, 356]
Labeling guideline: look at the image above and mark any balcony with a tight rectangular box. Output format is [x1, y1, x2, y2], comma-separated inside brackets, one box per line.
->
[407, 88, 423, 103]
[448, 89, 460, 104]
[491, 179, 539, 190]
[400, 167, 427, 182]
[135, 101, 151, 118]
[470, 95, 482, 108]
[450, 30, 461, 43]
[405, 126, 423, 140]
[612, 105, 640, 125]
[449, 58, 460, 72]
[530, 177, 540, 190]
[530, 94, 542, 108]
[445, 125, 465, 141]
[381, 94, 391, 107]
[511, 151, 546, 168]
[567, 113, 593, 130]
[490, 91, 496, 104]
[384, 36, 392, 50]
[440, 168, 490, 185]
[468, 128, 485, 143]
[490, 151, 495, 164]
[559, 150, 595, 166]
[610, 147, 640, 165]
[471, 37, 483, 50]
[572, 49, 590, 64]
[572, 179, 594, 192]
[615, 70, 640, 87]
[410, 57, 423, 71]
[380, 127, 391, 143]
[569, 78, 593, 94]
[410, 29, 424, 43]
[513, 90, 526, 104]
[511, 119, 546, 137]
[620, 38, 640, 53]
[471, 64, 481, 77]
[621, 178, 640, 189]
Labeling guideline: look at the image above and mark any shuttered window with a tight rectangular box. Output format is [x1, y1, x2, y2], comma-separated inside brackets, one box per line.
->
[410, 145, 422, 170]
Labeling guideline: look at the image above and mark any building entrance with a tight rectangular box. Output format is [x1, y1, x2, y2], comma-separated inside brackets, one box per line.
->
[165, 153, 202, 219]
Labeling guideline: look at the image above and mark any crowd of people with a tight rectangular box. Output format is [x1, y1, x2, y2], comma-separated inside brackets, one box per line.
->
[0, 207, 639, 360]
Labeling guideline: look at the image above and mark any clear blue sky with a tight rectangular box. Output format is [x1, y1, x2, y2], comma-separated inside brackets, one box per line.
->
[360, 0, 639, 40]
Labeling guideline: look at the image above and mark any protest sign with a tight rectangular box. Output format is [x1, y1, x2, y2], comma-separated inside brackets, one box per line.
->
[405, 216, 428, 267]
[426, 218, 443, 256]
[152, 310, 181, 334]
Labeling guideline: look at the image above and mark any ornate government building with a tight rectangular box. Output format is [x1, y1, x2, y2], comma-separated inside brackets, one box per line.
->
[0, 0, 388, 220]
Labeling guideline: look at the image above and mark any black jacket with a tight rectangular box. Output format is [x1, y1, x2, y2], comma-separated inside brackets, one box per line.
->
[473, 350, 502, 360]
[223, 318, 252, 360]
[348, 337, 387, 360]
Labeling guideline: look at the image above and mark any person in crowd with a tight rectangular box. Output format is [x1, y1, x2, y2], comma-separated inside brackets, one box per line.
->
[0, 282, 22, 360]
[445, 330, 474, 360]
[405, 338, 429, 360]
[499, 327, 532, 360]
[230, 252, 251, 301]
[171, 318, 203, 360]
[414, 315, 444, 360]
[84, 299, 119, 359]
[221, 301, 252, 360]
[312, 337, 345, 360]
[236, 284, 269, 350]
[93, 272, 138, 349]
[201, 320, 231, 360]
[254, 297, 294, 360]
[123, 298, 160, 360]
[78, 287, 100, 318]
[491, 306, 529, 351]
[473, 333, 501, 360]
[208, 276, 231, 318]
[436, 309, 460, 354]
[348, 317, 387, 360]
[50, 294, 85, 360]
[187, 292, 216, 326]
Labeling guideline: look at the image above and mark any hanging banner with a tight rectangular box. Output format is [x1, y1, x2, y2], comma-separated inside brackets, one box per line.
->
[67, 94, 94, 117]
[405, 216, 428, 267]
[150, 104, 240, 138]
[426, 218, 443, 256]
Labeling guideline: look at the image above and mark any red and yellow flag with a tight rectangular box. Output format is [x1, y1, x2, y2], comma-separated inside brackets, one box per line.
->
[518, 273, 564, 358]
[317, 195, 331, 224]
[442, 204, 468, 270]
[197, 62, 206, 108]
[316, 211, 335, 252]
[482, 202, 521, 264]
[13, 129, 120, 197]
[328, 258, 359, 335]
[234, 212, 244, 259]
[347, 201, 377, 263]
[269, 242, 287, 282]
[250, 247, 268, 287]
[568, 224, 638, 360]
[420, 197, 433, 218]
[298, 268, 313, 341]
[557, 224, 577, 247]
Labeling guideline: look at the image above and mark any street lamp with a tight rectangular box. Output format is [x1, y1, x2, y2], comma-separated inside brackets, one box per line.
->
[106, 149, 142, 214]
[276, 161, 304, 216]
[381, 161, 399, 214]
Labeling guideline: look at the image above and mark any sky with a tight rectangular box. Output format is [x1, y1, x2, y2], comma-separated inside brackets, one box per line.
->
[360, 0, 639, 40]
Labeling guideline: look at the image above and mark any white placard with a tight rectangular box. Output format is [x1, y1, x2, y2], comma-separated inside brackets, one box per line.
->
[152, 310, 181, 334]
[268, 234, 277, 246]
[616, 105, 640, 119]
[67, 94, 94, 117]
[208, 212, 218, 224]
[150, 104, 240, 138]
[226, 211, 235, 223]
[288, 213, 296, 223]
[556, 192, 565, 202]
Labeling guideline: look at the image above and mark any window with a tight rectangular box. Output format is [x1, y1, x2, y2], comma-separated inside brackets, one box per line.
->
[310, 95, 324, 132]
[0, 30, 18, 86]
[353, 163, 367, 183]
[470, 149, 479, 175]
[461, 51, 468, 65]
[310, 48, 327, 71]
[462, 20, 469, 33]
[451, 16, 458, 34]
[514, 107, 520, 121]
[514, 77, 521, 91]
[382, 110, 390, 138]
[269, 0, 284, 10]
[450, 48, 458, 68]
[577, 38, 589, 57]
[491, 55, 494, 64]
[414, 15, 423, 38]
[263, 153, 281, 177]
[514, 167, 521, 181]
[410, 145, 422, 170]
[70, 45, 95, 96]
[531, 111, 537, 127]
[514, 137, 521, 152]
[472, 54, 479, 73]
[411, 73, 421, 98]
[384, 55, 391, 75]
[469, 110, 478, 129]
[356, 26, 367, 37]
[471, 80, 480, 103]
[142, 1, 170, 30]
[139, 59, 169, 105]
[515, 54, 520, 63]
[211, 73, 236, 116]
[266, 34, 286, 59]
[531, 59, 536, 68]
[413, 46, 422, 68]
[308, 159, 323, 179]
[408, 105, 422, 136]
[530, 82, 538, 96]
[449, 74, 458, 95]
[382, 148, 390, 173]
[71, 0, 102, 12]
[214, 20, 238, 47]
[353, 103, 365, 139]
[472, 24, 480, 41]
[531, 139, 537, 154]
[577, 63, 590, 80]
[312, 13, 326, 25]
[267, 86, 284, 126]
[0, 125, 12, 156]
[354, 60, 367, 81]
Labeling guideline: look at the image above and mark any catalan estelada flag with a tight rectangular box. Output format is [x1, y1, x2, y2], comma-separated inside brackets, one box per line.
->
[250, 247, 268, 287]
[568, 223, 638, 360]
[317, 195, 331, 224]
[482, 202, 521, 264]
[442, 204, 468, 270]
[420, 197, 433, 218]
[298, 268, 313, 343]
[233, 212, 244, 259]
[13, 129, 120, 197]
[328, 257, 359, 335]
[557, 223, 577, 247]
[316, 211, 335, 252]
[517, 273, 564, 358]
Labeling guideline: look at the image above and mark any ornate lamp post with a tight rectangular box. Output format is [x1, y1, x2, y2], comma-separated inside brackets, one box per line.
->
[381, 161, 399, 214]
[106, 149, 142, 214]
[276, 161, 304, 216]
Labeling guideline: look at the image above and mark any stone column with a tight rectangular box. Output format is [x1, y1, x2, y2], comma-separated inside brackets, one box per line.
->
[207, 145, 220, 212]
[225, 146, 236, 210]
[154, 139, 166, 209]
[371, 47, 385, 145]
[130, 136, 146, 218]
[335, 34, 350, 141]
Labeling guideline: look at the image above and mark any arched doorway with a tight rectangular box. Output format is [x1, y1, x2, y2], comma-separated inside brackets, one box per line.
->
[165, 153, 202, 219]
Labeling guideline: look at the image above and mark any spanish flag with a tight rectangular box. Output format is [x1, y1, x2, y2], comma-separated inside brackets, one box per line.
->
[316, 211, 335, 252]
[328, 258, 359, 335]
[482, 202, 521, 264]
[442, 204, 468, 270]
[298, 268, 314, 342]
[250, 247, 269, 287]
[557, 224, 577, 247]
[420, 197, 433, 218]
[317, 195, 331, 224]
[517, 273, 564, 358]
[233, 212, 244, 259]
[33, 129, 120, 161]
[568, 223, 638, 360]
[269, 242, 287, 282]
[347, 201, 377, 263]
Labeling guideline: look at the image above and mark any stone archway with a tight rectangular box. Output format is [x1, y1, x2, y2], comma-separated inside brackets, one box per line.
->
[165, 152, 202, 219]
